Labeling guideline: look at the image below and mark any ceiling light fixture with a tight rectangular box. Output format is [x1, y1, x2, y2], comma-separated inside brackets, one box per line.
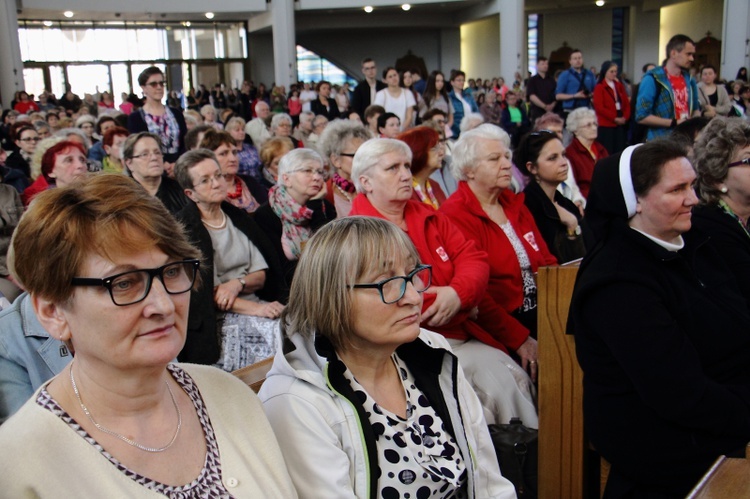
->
[43, 20, 54, 26]
[63, 11, 74, 18]
[185, 21, 191, 27]
[364, 6, 373, 13]
[595, 0, 605, 6]
[205, 12, 215, 19]
[401, 4, 411, 11]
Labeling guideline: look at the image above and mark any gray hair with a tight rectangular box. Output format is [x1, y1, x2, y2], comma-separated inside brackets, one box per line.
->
[225, 116, 247, 131]
[75, 115, 95, 128]
[317, 120, 374, 160]
[55, 127, 90, 149]
[200, 104, 216, 117]
[451, 124, 511, 181]
[351, 138, 412, 193]
[271, 113, 293, 131]
[694, 117, 750, 205]
[174, 148, 220, 191]
[566, 107, 597, 134]
[312, 115, 329, 128]
[460, 112, 485, 133]
[277, 148, 324, 178]
[299, 111, 315, 125]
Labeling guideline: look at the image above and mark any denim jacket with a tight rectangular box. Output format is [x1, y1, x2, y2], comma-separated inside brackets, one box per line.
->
[0, 293, 72, 423]
[448, 89, 479, 139]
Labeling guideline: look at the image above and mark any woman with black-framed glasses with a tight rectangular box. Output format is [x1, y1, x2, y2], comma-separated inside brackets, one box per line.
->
[259, 216, 516, 498]
[127, 66, 187, 166]
[0, 174, 296, 496]
[693, 117, 750, 306]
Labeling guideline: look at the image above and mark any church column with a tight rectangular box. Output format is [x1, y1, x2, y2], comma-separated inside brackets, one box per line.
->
[0, 0, 25, 109]
[721, 0, 750, 79]
[499, 0, 524, 87]
[271, 0, 296, 89]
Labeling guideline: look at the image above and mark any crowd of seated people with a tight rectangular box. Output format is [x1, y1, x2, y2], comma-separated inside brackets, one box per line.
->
[2, 48, 750, 498]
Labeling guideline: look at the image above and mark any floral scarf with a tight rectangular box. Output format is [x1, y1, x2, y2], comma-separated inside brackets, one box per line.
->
[141, 107, 180, 154]
[268, 185, 313, 260]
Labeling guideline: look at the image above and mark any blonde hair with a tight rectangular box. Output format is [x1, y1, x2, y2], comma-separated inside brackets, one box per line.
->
[282, 216, 420, 351]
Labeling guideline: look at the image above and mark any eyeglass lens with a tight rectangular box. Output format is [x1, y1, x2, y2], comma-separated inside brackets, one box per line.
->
[109, 261, 196, 305]
[381, 266, 432, 303]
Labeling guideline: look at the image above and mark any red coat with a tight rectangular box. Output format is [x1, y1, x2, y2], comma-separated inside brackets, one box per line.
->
[441, 183, 557, 346]
[22, 175, 49, 207]
[592, 80, 631, 128]
[566, 137, 609, 199]
[14, 101, 39, 114]
[350, 195, 518, 352]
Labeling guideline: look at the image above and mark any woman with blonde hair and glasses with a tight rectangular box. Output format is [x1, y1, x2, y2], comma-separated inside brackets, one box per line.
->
[260, 216, 516, 498]
[0, 174, 296, 497]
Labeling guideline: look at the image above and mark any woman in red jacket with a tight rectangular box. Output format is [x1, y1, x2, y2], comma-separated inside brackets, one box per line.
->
[565, 107, 609, 198]
[593, 60, 631, 155]
[441, 125, 557, 342]
[350, 137, 539, 427]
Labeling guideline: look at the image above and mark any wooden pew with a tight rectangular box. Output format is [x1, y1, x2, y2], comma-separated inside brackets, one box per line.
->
[686, 446, 750, 498]
[232, 356, 274, 393]
[537, 264, 593, 499]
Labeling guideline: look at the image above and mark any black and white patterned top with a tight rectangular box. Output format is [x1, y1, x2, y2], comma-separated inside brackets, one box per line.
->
[499, 221, 537, 313]
[36, 364, 234, 498]
[341, 354, 467, 499]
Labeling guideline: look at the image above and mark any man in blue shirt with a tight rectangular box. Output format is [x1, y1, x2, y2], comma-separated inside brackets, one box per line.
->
[555, 49, 596, 114]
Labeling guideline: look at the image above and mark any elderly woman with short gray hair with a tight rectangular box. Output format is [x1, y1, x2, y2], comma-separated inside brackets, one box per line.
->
[692, 117, 750, 306]
[565, 106, 608, 198]
[317, 119, 373, 216]
[225, 116, 263, 181]
[271, 113, 303, 148]
[254, 148, 337, 285]
[350, 137, 540, 427]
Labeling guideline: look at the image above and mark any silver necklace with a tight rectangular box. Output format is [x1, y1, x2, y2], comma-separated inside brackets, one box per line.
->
[201, 210, 227, 230]
[69, 363, 182, 453]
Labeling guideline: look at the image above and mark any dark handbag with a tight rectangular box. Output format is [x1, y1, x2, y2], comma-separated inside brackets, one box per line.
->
[488, 418, 538, 498]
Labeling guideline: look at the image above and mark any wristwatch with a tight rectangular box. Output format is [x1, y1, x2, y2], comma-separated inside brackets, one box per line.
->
[567, 225, 582, 237]
[237, 276, 246, 289]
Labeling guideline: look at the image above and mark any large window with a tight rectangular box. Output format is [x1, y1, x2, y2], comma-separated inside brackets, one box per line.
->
[296, 46, 357, 86]
[17, 21, 248, 106]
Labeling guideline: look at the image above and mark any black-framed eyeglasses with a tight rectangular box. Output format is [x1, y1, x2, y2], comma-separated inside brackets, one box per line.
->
[71, 260, 200, 306]
[350, 264, 432, 304]
[146, 81, 166, 88]
[339, 153, 356, 158]
[728, 158, 750, 168]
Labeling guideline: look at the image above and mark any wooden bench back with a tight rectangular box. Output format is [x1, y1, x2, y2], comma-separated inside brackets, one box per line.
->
[537, 264, 587, 499]
[232, 356, 274, 393]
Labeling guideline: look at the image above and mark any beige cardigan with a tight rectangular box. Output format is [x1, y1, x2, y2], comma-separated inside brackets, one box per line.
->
[0, 363, 297, 498]
[697, 82, 733, 116]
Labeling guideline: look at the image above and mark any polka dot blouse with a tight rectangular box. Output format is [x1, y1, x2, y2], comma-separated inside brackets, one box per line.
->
[341, 354, 468, 499]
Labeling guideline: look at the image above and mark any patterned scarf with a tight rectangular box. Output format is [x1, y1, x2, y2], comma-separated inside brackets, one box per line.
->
[333, 172, 356, 194]
[268, 185, 313, 260]
[142, 107, 180, 154]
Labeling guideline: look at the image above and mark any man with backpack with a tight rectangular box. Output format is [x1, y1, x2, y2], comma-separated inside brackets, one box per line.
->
[635, 34, 702, 141]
